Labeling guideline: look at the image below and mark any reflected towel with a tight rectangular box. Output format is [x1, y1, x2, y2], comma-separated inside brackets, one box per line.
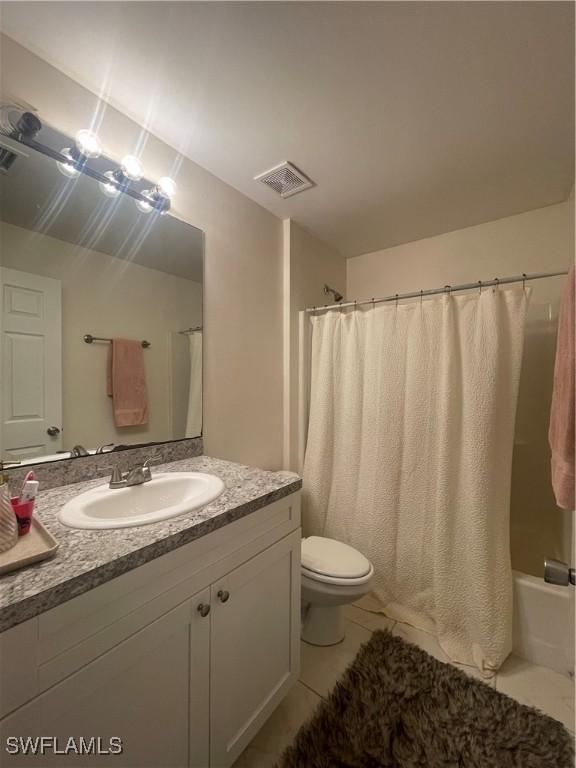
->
[107, 339, 149, 427]
[549, 267, 575, 510]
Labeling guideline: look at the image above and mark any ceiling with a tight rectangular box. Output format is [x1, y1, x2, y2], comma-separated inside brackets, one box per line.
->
[1, 1, 573, 258]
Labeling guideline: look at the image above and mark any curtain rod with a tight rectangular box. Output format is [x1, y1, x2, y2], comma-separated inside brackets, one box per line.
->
[306, 271, 570, 313]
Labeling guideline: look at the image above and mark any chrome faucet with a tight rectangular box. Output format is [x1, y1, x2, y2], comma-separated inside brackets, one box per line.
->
[70, 445, 89, 457]
[108, 458, 153, 489]
[125, 462, 152, 486]
[95, 443, 114, 454]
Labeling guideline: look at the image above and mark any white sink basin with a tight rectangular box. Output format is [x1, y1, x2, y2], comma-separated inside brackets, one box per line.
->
[58, 472, 225, 530]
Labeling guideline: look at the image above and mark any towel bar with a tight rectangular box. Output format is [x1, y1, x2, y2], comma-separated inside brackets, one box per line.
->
[83, 334, 151, 348]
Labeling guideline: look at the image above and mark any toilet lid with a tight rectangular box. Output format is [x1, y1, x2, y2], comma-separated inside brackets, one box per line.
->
[301, 536, 371, 580]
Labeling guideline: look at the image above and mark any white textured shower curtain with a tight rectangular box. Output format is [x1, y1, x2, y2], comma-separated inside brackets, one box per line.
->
[303, 288, 529, 673]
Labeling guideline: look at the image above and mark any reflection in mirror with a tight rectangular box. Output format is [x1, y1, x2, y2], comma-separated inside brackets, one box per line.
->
[0, 115, 203, 466]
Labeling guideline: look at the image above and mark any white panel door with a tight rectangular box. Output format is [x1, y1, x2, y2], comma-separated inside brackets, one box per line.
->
[210, 531, 301, 767]
[0, 267, 62, 460]
[0, 593, 211, 768]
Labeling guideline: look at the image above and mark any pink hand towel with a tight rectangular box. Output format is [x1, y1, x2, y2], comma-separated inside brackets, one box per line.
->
[549, 266, 575, 510]
[107, 339, 149, 427]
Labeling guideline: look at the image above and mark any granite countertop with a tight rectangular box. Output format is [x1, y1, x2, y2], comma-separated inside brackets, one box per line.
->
[0, 456, 301, 633]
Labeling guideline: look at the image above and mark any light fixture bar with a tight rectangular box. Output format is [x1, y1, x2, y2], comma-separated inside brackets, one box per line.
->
[18, 135, 171, 213]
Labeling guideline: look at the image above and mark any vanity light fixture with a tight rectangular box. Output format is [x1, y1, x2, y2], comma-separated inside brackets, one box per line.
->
[135, 192, 154, 213]
[134, 177, 176, 214]
[57, 128, 102, 178]
[120, 154, 143, 182]
[99, 155, 143, 198]
[75, 129, 102, 159]
[98, 170, 121, 198]
[56, 148, 81, 178]
[158, 176, 177, 198]
[2, 105, 176, 213]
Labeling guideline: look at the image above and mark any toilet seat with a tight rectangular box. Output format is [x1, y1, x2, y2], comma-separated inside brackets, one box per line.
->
[301, 536, 373, 586]
[301, 563, 374, 587]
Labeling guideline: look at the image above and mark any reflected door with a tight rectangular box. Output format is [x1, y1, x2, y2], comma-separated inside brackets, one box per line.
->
[0, 267, 62, 460]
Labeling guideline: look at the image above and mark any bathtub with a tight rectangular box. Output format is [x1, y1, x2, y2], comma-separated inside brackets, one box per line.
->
[513, 570, 575, 676]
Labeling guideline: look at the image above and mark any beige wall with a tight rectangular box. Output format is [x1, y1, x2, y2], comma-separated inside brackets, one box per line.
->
[347, 202, 575, 576]
[1, 34, 284, 470]
[284, 220, 346, 471]
[1, 221, 202, 450]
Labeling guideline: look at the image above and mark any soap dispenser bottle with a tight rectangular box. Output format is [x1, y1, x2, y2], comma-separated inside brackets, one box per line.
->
[0, 461, 19, 554]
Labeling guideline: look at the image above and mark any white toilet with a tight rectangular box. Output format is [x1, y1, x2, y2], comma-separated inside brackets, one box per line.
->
[301, 536, 374, 646]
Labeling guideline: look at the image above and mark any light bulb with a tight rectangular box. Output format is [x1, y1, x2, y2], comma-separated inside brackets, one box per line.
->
[99, 171, 121, 198]
[135, 191, 153, 213]
[157, 176, 176, 198]
[56, 148, 80, 178]
[75, 129, 101, 159]
[121, 155, 143, 181]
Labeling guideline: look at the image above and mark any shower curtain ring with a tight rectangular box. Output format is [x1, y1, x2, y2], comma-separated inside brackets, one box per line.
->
[522, 273, 527, 291]
[395, 294, 399, 307]
[420, 289, 423, 305]
[444, 284, 452, 297]
[494, 277, 500, 292]
[478, 280, 482, 294]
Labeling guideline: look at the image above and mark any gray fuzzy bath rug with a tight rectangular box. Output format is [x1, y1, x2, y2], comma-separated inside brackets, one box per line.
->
[279, 630, 573, 768]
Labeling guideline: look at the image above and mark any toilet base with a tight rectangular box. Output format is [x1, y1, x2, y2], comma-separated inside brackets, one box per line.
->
[301, 603, 345, 646]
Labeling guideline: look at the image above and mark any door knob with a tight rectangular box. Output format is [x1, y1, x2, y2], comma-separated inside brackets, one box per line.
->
[47, 426, 61, 436]
[197, 603, 210, 617]
[217, 590, 230, 603]
[544, 558, 576, 586]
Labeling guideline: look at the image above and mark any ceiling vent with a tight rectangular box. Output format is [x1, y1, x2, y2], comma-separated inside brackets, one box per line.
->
[254, 161, 314, 198]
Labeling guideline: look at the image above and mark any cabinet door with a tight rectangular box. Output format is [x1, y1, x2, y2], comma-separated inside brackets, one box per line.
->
[210, 530, 301, 767]
[0, 591, 211, 768]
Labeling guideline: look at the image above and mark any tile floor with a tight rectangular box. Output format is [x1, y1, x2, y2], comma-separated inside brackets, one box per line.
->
[234, 604, 575, 767]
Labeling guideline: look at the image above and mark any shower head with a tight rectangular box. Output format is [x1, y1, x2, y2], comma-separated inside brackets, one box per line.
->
[324, 284, 344, 303]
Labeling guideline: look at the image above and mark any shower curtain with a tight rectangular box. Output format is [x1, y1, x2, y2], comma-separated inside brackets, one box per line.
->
[185, 331, 202, 437]
[303, 288, 529, 673]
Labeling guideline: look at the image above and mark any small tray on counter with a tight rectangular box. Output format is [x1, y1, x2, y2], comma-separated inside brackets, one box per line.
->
[0, 516, 59, 576]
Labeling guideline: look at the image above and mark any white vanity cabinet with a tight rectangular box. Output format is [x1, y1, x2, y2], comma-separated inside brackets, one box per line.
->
[1, 593, 211, 768]
[0, 492, 301, 768]
[210, 534, 299, 766]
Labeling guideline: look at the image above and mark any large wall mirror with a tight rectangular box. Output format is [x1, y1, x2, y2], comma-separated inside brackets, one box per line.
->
[0, 115, 203, 465]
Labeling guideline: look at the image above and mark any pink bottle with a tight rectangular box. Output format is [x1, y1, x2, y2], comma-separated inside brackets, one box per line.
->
[11, 497, 35, 536]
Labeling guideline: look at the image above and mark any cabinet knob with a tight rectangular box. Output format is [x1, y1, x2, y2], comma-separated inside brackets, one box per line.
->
[217, 590, 230, 603]
[197, 603, 211, 617]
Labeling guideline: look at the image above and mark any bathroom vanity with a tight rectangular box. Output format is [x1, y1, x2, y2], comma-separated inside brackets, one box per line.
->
[0, 456, 302, 767]
[0, 110, 303, 766]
